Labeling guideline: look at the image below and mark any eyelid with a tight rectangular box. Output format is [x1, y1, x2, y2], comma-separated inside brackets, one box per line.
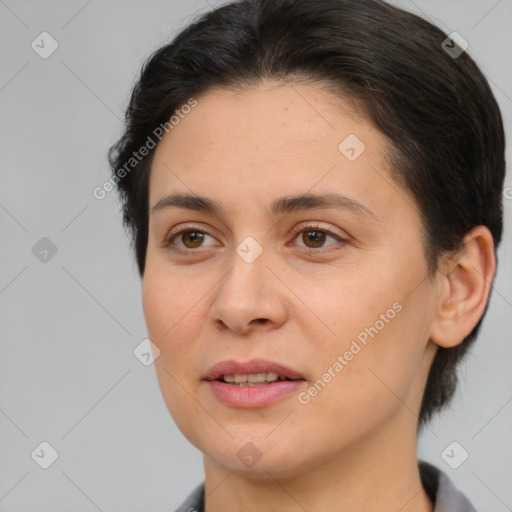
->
[289, 221, 349, 242]
[166, 222, 214, 239]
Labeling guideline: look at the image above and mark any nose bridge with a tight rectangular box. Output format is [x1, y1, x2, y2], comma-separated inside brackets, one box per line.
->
[210, 234, 287, 332]
[220, 234, 270, 303]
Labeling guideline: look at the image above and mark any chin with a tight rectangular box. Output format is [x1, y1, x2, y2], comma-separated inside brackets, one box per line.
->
[198, 431, 311, 478]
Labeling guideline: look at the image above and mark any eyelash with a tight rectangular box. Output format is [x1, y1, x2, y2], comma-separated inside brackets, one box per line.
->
[163, 222, 348, 255]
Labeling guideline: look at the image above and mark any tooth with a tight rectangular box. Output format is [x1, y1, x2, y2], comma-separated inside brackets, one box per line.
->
[221, 373, 288, 384]
[248, 373, 266, 383]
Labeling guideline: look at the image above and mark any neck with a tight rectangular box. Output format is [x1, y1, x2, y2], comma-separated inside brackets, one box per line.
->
[203, 409, 434, 512]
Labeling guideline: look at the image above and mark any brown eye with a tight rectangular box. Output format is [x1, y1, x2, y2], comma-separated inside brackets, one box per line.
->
[301, 230, 327, 248]
[291, 224, 344, 251]
[180, 231, 206, 248]
[164, 226, 217, 253]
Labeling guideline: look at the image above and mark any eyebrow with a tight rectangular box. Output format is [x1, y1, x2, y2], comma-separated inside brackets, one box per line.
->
[151, 192, 377, 219]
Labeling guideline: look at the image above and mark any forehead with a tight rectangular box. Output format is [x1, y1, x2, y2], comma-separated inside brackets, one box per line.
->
[148, 82, 419, 228]
[157, 82, 368, 155]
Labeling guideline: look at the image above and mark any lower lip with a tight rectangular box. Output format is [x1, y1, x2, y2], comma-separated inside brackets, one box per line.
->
[206, 379, 306, 408]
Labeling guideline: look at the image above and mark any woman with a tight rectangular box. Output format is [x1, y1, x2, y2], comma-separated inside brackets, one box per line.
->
[108, 0, 506, 510]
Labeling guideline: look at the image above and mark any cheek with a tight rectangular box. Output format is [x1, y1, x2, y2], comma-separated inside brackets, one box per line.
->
[295, 269, 432, 418]
[142, 272, 208, 439]
[292, 268, 392, 351]
[142, 267, 220, 376]
[141, 272, 201, 393]
[142, 270, 199, 345]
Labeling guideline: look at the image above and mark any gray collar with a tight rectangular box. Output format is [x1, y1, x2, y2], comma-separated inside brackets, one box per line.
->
[419, 461, 477, 511]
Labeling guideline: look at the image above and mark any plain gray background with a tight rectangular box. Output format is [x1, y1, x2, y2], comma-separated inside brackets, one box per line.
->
[0, 0, 511, 510]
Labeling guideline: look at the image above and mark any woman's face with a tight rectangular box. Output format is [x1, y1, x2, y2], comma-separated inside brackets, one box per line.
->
[142, 82, 438, 476]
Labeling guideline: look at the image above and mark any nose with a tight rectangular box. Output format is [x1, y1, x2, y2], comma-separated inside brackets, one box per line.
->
[209, 246, 289, 335]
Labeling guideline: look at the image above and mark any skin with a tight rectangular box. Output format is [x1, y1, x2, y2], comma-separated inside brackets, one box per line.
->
[141, 81, 495, 512]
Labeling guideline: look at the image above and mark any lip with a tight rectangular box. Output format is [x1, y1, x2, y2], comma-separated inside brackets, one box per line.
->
[204, 358, 305, 381]
[204, 358, 306, 408]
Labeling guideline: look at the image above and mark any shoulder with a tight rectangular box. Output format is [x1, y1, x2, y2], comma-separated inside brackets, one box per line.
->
[173, 482, 205, 512]
[419, 460, 478, 512]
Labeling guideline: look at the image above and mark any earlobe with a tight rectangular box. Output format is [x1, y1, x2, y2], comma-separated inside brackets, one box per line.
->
[430, 226, 496, 349]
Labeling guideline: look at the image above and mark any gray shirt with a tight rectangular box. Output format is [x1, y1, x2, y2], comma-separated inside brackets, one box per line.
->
[173, 461, 477, 512]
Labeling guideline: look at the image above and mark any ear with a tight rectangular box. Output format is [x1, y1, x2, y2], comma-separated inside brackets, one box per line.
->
[430, 226, 496, 348]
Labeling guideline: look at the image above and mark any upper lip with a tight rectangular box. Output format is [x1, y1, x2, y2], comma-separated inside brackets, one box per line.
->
[204, 359, 305, 381]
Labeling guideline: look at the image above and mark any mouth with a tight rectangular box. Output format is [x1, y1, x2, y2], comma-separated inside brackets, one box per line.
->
[204, 359, 306, 407]
[204, 358, 305, 383]
[218, 372, 299, 386]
